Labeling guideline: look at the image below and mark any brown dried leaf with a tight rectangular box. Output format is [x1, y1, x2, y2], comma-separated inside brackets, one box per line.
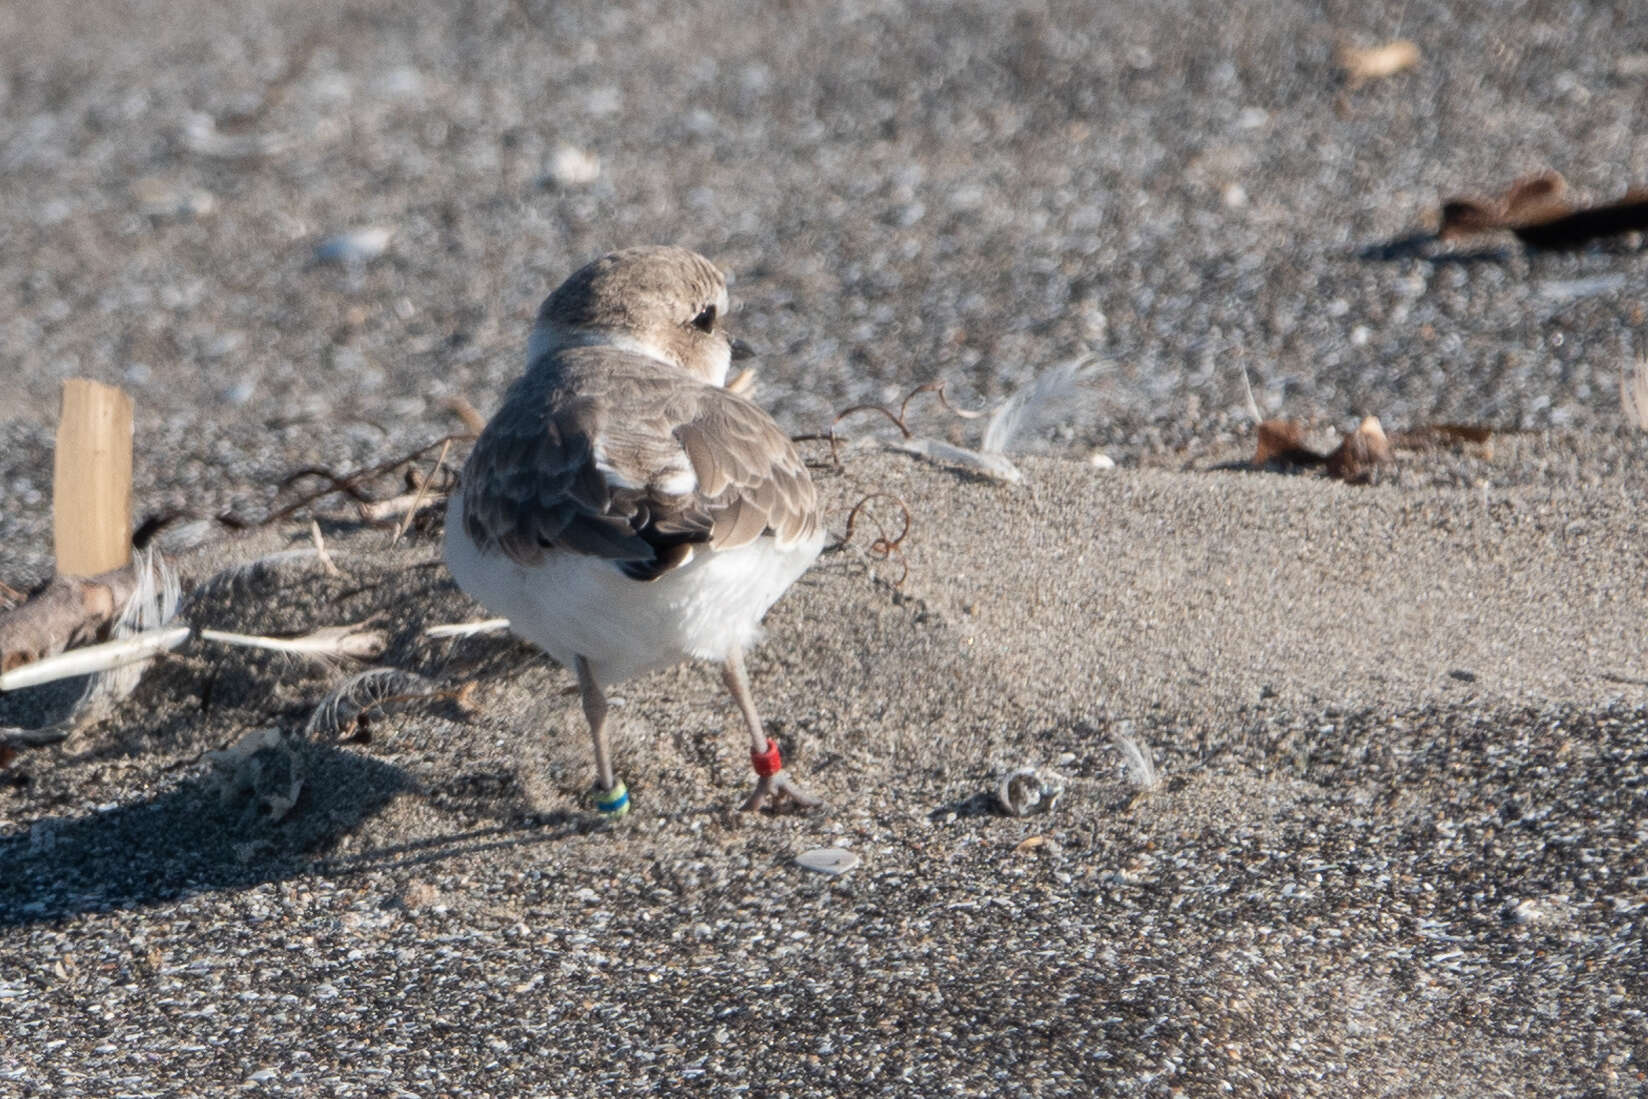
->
[1439, 171, 1648, 250]
[1252, 420, 1326, 467]
[1504, 173, 1569, 219]
[1439, 172, 1568, 240]
[1326, 416, 1392, 483]
[1389, 423, 1495, 458]
[1513, 190, 1648, 250]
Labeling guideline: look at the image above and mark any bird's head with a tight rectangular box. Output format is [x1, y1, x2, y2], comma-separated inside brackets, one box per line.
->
[528, 245, 753, 386]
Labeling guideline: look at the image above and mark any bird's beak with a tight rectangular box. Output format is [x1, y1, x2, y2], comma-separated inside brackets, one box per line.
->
[729, 336, 756, 361]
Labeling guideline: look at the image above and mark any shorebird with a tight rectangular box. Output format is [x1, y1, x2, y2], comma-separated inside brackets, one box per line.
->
[445, 246, 825, 815]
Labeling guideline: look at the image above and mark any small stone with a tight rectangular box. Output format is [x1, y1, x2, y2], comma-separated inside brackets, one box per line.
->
[795, 847, 860, 876]
[314, 226, 393, 266]
[221, 379, 256, 406]
[544, 145, 601, 188]
[131, 177, 216, 221]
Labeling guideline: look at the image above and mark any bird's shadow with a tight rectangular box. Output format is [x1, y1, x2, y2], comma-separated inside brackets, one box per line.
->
[0, 741, 598, 929]
[0, 743, 409, 927]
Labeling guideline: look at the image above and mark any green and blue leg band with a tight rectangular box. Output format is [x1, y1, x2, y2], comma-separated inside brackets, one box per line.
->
[593, 779, 630, 817]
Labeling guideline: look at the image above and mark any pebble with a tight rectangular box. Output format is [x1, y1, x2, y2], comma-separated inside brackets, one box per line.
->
[314, 227, 394, 266]
[130, 177, 216, 221]
[220, 379, 256, 406]
[795, 848, 860, 876]
[543, 145, 601, 188]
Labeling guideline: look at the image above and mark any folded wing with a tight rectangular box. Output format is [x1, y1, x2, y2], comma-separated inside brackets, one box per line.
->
[460, 353, 819, 582]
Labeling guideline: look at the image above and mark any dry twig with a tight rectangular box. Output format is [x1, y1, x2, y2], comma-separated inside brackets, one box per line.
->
[389, 438, 453, 547]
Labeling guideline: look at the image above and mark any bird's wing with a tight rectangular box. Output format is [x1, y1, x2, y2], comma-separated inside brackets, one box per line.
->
[459, 358, 818, 582]
[673, 385, 820, 554]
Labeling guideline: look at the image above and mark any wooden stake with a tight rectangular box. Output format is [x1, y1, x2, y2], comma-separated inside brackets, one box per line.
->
[52, 379, 133, 577]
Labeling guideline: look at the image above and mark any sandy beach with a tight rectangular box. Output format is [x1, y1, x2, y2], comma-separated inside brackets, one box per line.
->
[3, 1, 1647, 1094]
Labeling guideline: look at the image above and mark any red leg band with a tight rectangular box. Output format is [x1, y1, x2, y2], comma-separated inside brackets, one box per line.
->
[751, 738, 783, 777]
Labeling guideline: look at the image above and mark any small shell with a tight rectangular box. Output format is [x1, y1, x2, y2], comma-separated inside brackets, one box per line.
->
[795, 847, 860, 876]
[996, 767, 1063, 817]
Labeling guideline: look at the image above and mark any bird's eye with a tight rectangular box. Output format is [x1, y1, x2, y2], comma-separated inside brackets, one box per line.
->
[690, 304, 717, 333]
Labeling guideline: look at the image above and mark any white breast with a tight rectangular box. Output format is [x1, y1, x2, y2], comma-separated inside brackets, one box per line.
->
[444, 494, 823, 684]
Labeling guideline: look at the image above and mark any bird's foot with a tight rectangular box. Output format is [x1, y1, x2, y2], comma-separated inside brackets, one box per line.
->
[741, 740, 823, 812]
[741, 770, 823, 812]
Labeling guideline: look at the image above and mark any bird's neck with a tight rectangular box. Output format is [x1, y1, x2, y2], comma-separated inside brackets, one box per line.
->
[525, 323, 729, 387]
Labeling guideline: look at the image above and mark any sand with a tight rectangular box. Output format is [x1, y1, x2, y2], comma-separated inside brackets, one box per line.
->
[3, 0, 1647, 1094]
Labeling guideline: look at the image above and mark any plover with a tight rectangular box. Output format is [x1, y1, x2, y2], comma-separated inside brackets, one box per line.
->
[445, 246, 826, 814]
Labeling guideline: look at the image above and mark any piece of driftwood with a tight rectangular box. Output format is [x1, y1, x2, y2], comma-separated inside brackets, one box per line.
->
[0, 565, 138, 675]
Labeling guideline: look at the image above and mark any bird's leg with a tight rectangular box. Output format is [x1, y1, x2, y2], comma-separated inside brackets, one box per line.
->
[576, 655, 629, 816]
[721, 646, 821, 812]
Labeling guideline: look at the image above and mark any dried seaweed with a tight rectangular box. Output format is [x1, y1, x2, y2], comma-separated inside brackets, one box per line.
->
[830, 493, 913, 585]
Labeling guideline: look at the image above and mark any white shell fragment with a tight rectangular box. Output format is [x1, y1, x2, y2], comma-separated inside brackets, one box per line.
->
[795, 847, 860, 876]
[996, 767, 1064, 817]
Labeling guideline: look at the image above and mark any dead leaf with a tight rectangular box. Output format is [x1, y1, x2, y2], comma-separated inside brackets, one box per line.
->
[1389, 423, 1495, 459]
[1514, 190, 1648, 250]
[1440, 171, 1648, 250]
[1440, 172, 1568, 240]
[1505, 173, 1569, 219]
[1253, 420, 1326, 468]
[1326, 416, 1392, 483]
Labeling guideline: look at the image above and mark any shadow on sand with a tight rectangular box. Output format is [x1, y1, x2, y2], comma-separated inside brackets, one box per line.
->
[0, 729, 616, 928]
[0, 744, 413, 927]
